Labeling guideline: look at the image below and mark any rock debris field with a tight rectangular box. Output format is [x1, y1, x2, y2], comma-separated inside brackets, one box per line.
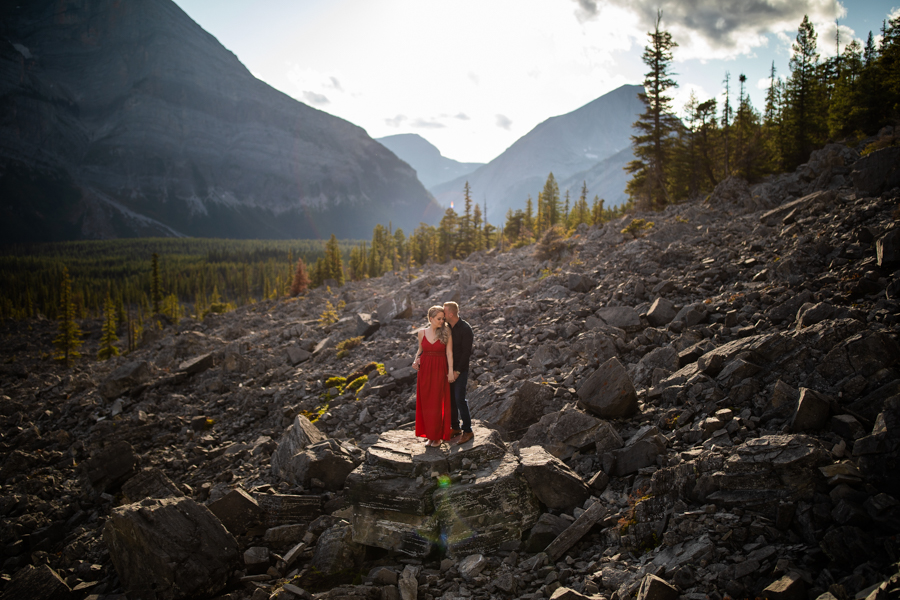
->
[1, 141, 900, 600]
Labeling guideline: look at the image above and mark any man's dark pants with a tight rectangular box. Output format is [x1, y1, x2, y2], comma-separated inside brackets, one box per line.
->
[450, 370, 472, 433]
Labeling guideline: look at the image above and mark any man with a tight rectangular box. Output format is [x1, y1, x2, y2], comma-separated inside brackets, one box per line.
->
[443, 301, 474, 444]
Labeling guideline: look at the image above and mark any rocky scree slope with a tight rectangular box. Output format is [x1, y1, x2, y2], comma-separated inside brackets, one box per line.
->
[0, 141, 900, 599]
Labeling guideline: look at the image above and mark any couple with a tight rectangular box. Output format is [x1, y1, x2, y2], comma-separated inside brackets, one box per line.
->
[411, 301, 474, 448]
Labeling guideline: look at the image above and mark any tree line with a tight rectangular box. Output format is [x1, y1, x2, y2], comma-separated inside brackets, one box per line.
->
[627, 10, 900, 210]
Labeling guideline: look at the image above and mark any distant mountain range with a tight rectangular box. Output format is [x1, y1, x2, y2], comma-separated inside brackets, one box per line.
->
[376, 134, 483, 191]
[0, 0, 440, 242]
[430, 84, 643, 223]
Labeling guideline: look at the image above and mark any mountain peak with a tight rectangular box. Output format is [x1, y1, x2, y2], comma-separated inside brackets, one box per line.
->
[377, 134, 483, 191]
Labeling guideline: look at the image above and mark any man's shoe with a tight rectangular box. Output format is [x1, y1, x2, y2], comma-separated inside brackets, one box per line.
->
[455, 431, 474, 445]
[450, 429, 463, 437]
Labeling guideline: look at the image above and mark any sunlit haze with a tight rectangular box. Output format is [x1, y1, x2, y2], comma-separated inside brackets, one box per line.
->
[173, 0, 898, 164]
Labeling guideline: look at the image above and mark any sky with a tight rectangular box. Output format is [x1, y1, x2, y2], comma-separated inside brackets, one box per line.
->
[172, 0, 899, 165]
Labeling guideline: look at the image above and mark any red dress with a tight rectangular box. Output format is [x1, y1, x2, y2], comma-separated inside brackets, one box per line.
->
[415, 335, 452, 441]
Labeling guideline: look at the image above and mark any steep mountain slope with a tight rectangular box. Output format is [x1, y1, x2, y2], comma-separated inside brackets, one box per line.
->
[431, 84, 643, 221]
[376, 134, 482, 191]
[559, 146, 634, 208]
[0, 0, 440, 241]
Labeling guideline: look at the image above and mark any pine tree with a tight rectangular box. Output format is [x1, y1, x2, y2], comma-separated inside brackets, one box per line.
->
[97, 290, 120, 361]
[151, 252, 161, 314]
[721, 71, 733, 178]
[472, 203, 483, 252]
[459, 182, 474, 258]
[625, 10, 679, 211]
[53, 267, 83, 367]
[524, 196, 535, 237]
[290, 257, 311, 296]
[324, 234, 345, 285]
[541, 173, 561, 227]
[784, 15, 826, 168]
[591, 196, 605, 225]
[438, 208, 459, 261]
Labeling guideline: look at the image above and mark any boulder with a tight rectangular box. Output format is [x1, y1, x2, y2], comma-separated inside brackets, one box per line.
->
[596, 306, 642, 332]
[673, 303, 707, 327]
[566, 273, 596, 293]
[468, 380, 556, 439]
[80, 440, 140, 495]
[179, 352, 215, 375]
[609, 426, 667, 476]
[636, 574, 680, 600]
[276, 438, 360, 491]
[646, 297, 677, 327]
[519, 405, 623, 460]
[355, 313, 381, 338]
[762, 572, 807, 600]
[850, 146, 900, 195]
[517, 446, 591, 511]
[877, 230, 900, 267]
[99, 360, 152, 400]
[306, 521, 365, 579]
[524, 513, 571, 553]
[347, 425, 539, 558]
[377, 294, 413, 323]
[577, 357, 639, 419]
[632, 346, 678, 387]
[208, 488, 264, 536]
[103, 497, 239, 600]
[287, 345, 311, 366]
[121, 467, 182, 503]
[0, 564, 73, 600]
[271, 415, 326, 479]
[790, 388, 832, 432]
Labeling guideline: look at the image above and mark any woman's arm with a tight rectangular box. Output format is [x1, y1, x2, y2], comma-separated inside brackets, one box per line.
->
[413, 329, 424, 370]
[446, 330, 454, 381]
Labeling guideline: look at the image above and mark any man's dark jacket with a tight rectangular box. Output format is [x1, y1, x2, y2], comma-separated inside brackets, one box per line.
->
[449, 318, 473, 373]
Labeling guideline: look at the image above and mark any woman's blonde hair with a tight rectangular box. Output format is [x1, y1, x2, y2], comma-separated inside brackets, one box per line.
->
[426, 305, 450, 346]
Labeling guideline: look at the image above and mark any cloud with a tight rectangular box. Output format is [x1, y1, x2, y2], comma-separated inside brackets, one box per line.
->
[327, 76, 343, 91]
[385, 115, 407, 127]
[302, 91, 329, 105]
[495, 114, 513, 130]
[468, 72, 480, 85]
[573, 0, 849, 59]
[452, 113, 470, 121]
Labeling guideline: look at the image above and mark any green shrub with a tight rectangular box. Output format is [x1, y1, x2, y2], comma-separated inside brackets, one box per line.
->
[621, 218, 654, 239]
[335, 336, 363, 359]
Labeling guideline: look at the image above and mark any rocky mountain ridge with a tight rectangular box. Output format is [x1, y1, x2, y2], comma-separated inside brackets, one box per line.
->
[1, 138, 899, 600]
[431, 84, 644, 221]
[376, 135, 483, 191]
[0, 0, 439, 242]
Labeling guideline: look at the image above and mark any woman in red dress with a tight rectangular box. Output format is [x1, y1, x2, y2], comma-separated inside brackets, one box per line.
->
[412, 306, 456, 447]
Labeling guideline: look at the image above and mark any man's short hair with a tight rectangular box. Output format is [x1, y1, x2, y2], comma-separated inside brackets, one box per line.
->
[443, 301, 459, 315]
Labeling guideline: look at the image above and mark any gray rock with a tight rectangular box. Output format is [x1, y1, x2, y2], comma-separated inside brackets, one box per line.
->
[673, 303, 707, 327]
[307, 521, 365, 578]
[577, 357, 639, 419]
[179, 352, 215, 375]
[524, 513, 571, 553]
[287, 345, 311, 366]
[790, 388, 832, 432]
[278, 438, 360, 491]
[457, 554, 487, 580]
[797, 302, 835, 328]
[398, 565, 419, 600]
[103, 497, 239, 600]
[517, 445, 591, 511]
[208, 488, 263, 536]
[877, 229, 900, 267]
[761, 571, 807, 600]
[566, 273, 596, 293]
[0, 564, 73, 600]
[596, 306, 642, 332]
[850, 146, 900, 195]
[610, 434, 666, 477]
[765, 380, 801, 421]
[80, 440, 140, 495]
[121, 467, 182, 503]
[636, 574, 679, 600]
[377, 294, 413, 323]
[646, 297, 677, 327]
[468, 380, 556, 439]
[271, 415, 327, 479]
[549, 587, 592, 600]
[519, 405, 623, 460]
[355, 313, 381, 338]
[99, 360, 152, 400]
[632, 346, 678, 387]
